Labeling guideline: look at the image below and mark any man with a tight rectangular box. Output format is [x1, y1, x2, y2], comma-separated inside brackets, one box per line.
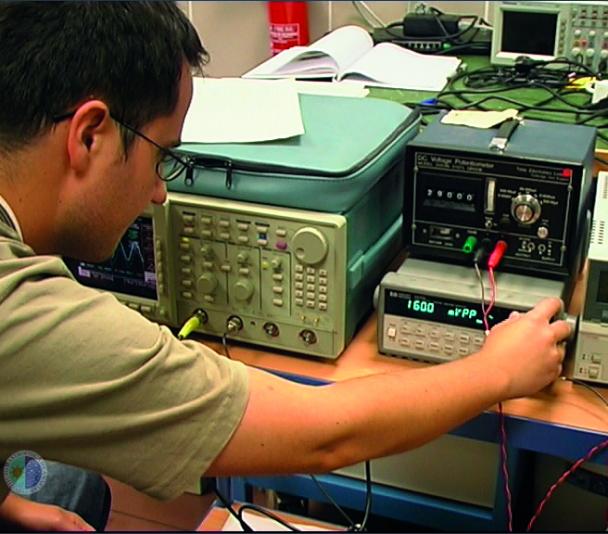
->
[0, 1, 570, 529]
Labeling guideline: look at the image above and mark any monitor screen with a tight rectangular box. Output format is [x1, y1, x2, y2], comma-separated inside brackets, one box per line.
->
[64, 215, 158, 300]
[501, 10, 558, 56]
[596, 270, 608, 304]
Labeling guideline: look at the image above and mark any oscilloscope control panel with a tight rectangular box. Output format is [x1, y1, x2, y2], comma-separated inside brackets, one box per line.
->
[166, 193, 348, 358]
[377, 258, 568, 364]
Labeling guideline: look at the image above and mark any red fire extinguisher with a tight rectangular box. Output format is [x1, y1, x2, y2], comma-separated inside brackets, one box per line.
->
[267, 2, 309, 56]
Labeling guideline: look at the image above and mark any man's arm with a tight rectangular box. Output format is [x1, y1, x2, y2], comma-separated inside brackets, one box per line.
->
[0, 493, 94, 532]
[207, 298, 569, 476]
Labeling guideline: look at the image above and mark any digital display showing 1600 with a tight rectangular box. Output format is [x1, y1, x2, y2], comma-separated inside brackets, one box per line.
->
[384, 289, 513, 330]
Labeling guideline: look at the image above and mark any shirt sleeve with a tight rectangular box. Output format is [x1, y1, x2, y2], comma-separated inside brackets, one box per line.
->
[0, 479, 8, 505]
[0, 253, 250, 500]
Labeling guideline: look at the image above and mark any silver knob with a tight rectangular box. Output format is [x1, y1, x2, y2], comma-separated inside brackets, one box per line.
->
[511, 194, 541, 225]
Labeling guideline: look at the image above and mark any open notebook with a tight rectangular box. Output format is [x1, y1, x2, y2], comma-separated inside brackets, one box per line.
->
[243, 25, 461, 91]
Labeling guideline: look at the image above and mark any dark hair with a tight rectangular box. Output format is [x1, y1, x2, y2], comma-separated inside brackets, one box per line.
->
[0, 1, 208, 152]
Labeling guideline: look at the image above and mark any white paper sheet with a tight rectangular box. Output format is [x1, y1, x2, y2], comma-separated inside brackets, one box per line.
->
[221, 509, 340, 531]
[181, 77, 304, 143]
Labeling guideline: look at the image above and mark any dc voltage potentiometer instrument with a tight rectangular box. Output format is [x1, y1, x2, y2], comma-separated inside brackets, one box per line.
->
[375, 258, 574, 364]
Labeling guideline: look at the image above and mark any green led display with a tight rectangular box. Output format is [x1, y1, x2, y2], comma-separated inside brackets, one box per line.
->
[406, 299, 435, 313]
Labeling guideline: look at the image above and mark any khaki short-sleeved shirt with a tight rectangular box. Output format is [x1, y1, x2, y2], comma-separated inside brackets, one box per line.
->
[0, 222, 249, 500]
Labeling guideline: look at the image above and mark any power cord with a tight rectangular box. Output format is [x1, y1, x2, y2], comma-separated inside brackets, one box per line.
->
[560, 377, 608, 408]
[310, 475, 357, 529]
[238, 503, 302, 532]
[309, 461, 373, 531]
[213, 487, 254, 532]
[527, 438, 608, 531]
[367, 2, 491, 55]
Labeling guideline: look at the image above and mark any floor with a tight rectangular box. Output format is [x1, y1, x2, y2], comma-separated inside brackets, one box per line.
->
[105, 477, 215, 531]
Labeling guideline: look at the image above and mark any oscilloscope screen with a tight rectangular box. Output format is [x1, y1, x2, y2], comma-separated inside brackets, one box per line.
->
[64, 215, 157, 300]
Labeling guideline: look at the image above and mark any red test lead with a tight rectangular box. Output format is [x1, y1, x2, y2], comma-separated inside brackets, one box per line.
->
[488, 240, 508, 269]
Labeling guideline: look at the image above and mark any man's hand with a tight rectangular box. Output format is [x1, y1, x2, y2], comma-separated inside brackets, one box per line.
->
[0, 492, 95, 531]
[478, 297, 571, 399]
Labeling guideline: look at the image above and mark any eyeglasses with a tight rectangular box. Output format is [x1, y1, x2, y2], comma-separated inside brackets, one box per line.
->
[52, 111, 193, 182]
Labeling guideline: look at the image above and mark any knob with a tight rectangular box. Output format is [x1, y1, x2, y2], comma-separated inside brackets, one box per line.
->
[571, 47, 582, 56]
[292, 227, 328, 265]
[586, 48, 596, 58]
[236, 252, 249, 264]
[200, 245, 211, 258]
[271, 258, 282, 271]
[197, 273, 218, 294]
[233, 279, 254, 301]
[511, 194, 541, 225]
[601, 49, 608, 59]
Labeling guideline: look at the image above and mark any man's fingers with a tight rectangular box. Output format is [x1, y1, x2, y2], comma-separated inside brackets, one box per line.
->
[550, 319, 572, 344]
[526, 297, 564, 322]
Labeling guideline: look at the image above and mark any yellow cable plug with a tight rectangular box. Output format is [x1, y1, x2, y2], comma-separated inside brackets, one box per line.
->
[177, 309, 208, 340]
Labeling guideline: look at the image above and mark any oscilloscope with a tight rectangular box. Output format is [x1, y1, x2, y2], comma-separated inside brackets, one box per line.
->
[64, 205, 176, 325]
[65, 191, 401, 359]
[165, 193, 355, 359]
[491, 2, 608, 71]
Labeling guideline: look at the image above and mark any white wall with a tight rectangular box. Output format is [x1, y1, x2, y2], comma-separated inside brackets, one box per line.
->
[182, 1, 492, 77]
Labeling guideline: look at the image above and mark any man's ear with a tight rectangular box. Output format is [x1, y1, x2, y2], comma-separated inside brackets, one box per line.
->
[65, 100, 114, 174]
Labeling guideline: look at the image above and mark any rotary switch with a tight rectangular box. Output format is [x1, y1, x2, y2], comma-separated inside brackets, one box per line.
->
[292, 227, 328, 265]
[511, 194, 541, 225]
[233, 279, 254, 301]
[197, 273, 218, 294]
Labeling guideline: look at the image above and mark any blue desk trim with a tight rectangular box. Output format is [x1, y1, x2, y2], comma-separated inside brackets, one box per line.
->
[231, 474, 503, 531]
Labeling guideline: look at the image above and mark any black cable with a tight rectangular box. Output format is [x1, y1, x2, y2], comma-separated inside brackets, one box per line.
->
[561, 377, 608, 408]
[310, 474, 357, 529]
[221, 333, 233, 359]
[237, 503, 302, 532]
[356, 461, 373, 532]
[213, 488, 254, 532]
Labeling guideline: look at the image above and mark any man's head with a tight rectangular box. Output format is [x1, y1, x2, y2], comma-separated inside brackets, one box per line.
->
[0, 2, 207, 260]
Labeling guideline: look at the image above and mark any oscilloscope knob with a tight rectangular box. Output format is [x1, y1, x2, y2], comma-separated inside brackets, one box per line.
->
[511, 194, 541, 225]
[292, 227, 328, 265]
[197, 273, 218, 294]
[233, 279, 254, 301]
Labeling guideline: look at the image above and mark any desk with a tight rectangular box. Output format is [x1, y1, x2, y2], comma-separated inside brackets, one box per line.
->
[204, 276, 608, 530]
[368, 55, 608, 152]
